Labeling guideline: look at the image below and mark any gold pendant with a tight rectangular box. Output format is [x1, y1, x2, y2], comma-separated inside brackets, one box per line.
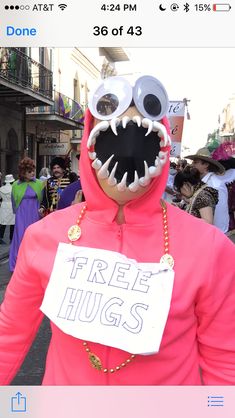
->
[160, 253, 175, 269]
[88, 352, 102, 370]
[67, 225, 81, 242]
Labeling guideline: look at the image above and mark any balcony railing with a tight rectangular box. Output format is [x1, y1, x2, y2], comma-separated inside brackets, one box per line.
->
[27, 91, 85, 125]
[0, 47, 53, 99]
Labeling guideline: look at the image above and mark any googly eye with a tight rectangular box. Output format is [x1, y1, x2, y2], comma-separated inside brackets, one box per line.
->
[88, 76, 133, 120]
[133, 75, 169, 121]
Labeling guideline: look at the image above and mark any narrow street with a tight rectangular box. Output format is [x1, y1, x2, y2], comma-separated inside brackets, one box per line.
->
[0, 254, 51, 385]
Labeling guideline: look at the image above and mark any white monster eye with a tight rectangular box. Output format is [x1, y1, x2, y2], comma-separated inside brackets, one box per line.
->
[133, 75, 169, 121]
[88, 76, 133, 120]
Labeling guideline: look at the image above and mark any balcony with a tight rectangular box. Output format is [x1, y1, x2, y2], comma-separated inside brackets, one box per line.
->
[26, 91, 85, 131]
[0, 47, 53, 107]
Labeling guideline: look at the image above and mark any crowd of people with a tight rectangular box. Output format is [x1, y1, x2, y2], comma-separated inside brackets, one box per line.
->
[1, 144, 233, 269]
[164, 147, 235, 232]
[0, 156, 82, 270]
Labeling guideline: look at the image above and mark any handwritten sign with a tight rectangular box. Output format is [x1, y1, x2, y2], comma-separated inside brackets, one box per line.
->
[40, 244, 175, 355]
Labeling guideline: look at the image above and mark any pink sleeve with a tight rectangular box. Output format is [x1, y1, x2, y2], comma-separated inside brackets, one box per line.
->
[0, 227, 44, 384]
[196, 232, 235, 384]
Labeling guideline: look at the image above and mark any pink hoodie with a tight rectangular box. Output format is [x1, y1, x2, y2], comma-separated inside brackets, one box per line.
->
[0, 109, 235, 385]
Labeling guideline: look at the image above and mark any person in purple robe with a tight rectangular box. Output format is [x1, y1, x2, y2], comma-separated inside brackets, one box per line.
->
[57, 179, 83, 209]
[57, 153, 84, 209]
[9, 157, 43, 272]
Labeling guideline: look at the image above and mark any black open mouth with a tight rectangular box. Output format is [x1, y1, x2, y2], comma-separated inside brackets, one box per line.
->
[94, 122, 161, 185]
[87, 116, 169, 192]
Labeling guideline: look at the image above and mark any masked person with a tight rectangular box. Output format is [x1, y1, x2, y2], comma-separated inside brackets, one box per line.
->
[39, 157, 70, 216]
[0, 75, 234, 385]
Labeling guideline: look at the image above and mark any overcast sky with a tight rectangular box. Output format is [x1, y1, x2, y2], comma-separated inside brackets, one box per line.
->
[116, 48, 235, 154]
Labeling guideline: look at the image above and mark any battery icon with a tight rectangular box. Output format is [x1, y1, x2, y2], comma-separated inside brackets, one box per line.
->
[213, 3, 231, 11]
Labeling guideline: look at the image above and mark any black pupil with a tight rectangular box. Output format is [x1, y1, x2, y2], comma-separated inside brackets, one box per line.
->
[96, 93, 119, 116]
[143, 94, 161, 116]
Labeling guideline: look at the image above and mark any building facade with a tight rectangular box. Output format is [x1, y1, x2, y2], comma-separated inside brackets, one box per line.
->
[218, 95, 235, 143]
[0, 47, 53, 178]
[0, 47, 129, 178]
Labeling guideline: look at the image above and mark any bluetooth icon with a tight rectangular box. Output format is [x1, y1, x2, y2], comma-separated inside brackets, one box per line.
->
[184, 3, 190, 12]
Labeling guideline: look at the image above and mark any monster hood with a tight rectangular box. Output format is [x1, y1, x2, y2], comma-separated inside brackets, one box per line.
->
[80, 75, 171, 223]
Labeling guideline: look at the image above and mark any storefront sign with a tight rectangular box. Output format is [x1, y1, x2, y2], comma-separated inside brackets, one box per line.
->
[39, 142, 68, 156]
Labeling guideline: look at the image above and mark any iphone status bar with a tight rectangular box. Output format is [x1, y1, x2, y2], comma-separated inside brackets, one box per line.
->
[0, 1, 234, 46]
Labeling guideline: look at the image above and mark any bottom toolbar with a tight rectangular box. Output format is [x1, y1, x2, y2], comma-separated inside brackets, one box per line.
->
[0, 386, 234, 418]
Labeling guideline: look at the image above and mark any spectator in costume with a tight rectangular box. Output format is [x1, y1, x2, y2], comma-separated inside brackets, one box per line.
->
[9, 158, 43, 271]
[173, 166, 218, 224]
[0, 75, 234, 386]
[39, 157, 70, 216]
[58, 154, 83, 209]
[212, 144, 235, 233]
[0, 174, 15, 244]
[220, 158, 235, 232]
[57, 180, 83, 209]
[185, 147, 228, 233]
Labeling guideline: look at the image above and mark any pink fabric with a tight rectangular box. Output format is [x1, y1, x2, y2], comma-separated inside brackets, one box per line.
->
[212, 141, 235, 160]
[0, 110, 235, 385]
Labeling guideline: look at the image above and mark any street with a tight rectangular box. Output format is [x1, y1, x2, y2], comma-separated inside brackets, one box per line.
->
[0, 257, 51, 385]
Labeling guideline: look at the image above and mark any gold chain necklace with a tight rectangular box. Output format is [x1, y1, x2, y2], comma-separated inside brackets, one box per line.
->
[67, 199, 174, 373]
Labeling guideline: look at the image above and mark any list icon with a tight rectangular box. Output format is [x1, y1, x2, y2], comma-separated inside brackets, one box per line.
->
[208, 395, 224, 407]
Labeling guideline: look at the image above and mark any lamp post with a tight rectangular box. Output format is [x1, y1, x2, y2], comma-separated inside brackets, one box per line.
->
[183, 98, 191, 120]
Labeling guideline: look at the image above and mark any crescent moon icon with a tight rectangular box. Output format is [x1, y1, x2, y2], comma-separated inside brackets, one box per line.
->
[159, 4, 166, 11]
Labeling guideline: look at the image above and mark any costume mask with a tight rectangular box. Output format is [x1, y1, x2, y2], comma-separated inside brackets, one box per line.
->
[87, 75, 171, 200]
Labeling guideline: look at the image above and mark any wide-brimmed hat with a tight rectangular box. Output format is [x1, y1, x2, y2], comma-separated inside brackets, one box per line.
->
[5, 174, 15, 183]
[185, 147, 225, 174]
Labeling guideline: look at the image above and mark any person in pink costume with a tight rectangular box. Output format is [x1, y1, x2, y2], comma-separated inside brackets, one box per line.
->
[0, 75, 234, 385]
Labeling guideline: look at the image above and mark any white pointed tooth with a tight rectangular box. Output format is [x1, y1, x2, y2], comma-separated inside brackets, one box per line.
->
[159, 151, 168, 165]
[132, 115, 141, 127]
[142, 118, 153, 136]
[149, 165, 162, 178]
[97, 155, 114, 179]
[152, 121, 168, 147]
[153, 121, 164, 136]
[159, 131, 169, 147]
[108, 162, 118, 186]
[149, 157, 162, 177]
[91, 158, 102, 170]
[88, 151, 97, 160]
[122, 116, 130, 129]
[139, 161, 151, 187]
[87, 121, 109, 148]
[128, 171, 140, 192]
[110, 118, 120, 136]
[87, 133, 97, 149]
[117, 172, 128, 192]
